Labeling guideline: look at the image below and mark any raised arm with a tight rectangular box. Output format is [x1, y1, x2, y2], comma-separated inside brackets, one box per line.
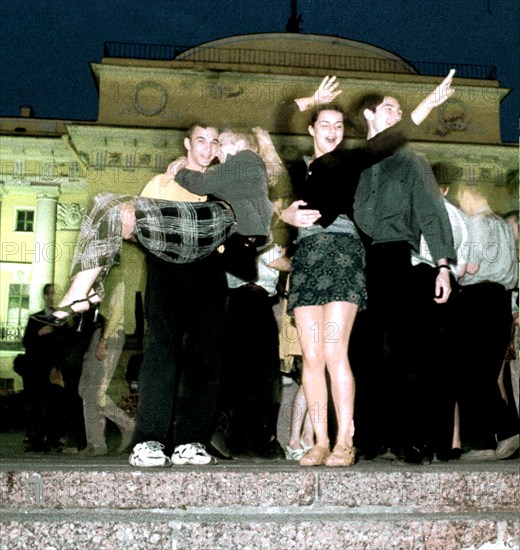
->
[294, 75, 343, 112]
[252, 127, 288, 187]
[411, 69, 456, 125]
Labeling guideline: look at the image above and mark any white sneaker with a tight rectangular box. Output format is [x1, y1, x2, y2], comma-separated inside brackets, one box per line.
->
[171, 442, 217, 465]
[129, 441, 172, 467]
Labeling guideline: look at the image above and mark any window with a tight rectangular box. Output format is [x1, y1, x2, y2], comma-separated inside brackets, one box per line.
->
[15, 209, 34, 232]
[5, 284, 30, 339]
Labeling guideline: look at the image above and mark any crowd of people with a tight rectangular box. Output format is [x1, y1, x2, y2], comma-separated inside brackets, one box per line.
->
[22, 71, 519, 467]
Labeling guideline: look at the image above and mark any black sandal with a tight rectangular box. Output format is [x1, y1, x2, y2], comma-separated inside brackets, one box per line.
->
[31, 298, 91, 327]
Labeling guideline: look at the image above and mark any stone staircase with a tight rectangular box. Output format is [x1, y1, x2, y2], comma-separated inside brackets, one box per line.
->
[0, 458, 518, 549]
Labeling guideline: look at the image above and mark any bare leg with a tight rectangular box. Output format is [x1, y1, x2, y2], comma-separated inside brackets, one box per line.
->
[288, 384, 310, 449]
[322, 301, 358, 452]
[301, 411, 314, 448]
[295, 305, 329, 453]
[452, 401, 461, 449]
[53, 267, 104, 318]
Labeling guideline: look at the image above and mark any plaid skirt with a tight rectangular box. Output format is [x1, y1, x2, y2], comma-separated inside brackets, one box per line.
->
[70, 193, 236, 293]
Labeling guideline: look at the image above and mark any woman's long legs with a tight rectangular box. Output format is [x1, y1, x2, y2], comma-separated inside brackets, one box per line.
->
[295, 301, 358, 452]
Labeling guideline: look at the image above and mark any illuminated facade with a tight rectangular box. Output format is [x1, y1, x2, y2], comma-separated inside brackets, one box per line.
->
[0, 33, 517, 385]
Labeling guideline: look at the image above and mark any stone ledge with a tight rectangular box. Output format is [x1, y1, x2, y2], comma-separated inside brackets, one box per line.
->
[0, 462, 518, 513]
[0, 510, 518, 550]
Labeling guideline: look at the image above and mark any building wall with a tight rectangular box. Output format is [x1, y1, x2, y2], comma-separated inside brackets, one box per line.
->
[0, 34, 518, 388]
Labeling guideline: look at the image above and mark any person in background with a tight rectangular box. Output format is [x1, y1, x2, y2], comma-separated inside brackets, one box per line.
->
[78, 272, 135, 456]
[455, 186, 519, 461]
[21, 284, 64, 452]
[502, 211, 519, 419]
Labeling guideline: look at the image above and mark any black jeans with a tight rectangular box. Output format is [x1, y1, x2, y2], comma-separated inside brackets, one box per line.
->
[362, 241, 424, 451]
[455, 283, 518, 449]
[133, 252, 227, 451]
[221, 285, 281, 453]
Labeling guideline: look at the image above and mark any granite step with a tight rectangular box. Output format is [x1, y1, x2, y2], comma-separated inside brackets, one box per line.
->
[1, 508, 519, 549]
[0, 458, 518, 549]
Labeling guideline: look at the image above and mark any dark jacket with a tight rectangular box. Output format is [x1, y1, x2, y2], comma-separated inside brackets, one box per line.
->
[292, 123, 409, 228]
[354, 146, 455, 262]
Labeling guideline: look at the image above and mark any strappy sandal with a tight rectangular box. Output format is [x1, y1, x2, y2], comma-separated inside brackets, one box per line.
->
[87, 291, 102, 305]
[299, 445, 330, 466]
[285, 445, 306, 461]
[87, 292, 102, 323]
[31, 298, 91, 327]
[324, 444, 356, 467]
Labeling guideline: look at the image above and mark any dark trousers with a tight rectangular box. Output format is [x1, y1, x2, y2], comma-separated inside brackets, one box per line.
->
[408, 263, 459, 453]
[361, 242, 448, 452]
[134, 252, 227, 451]
[220, 285, 281, 453]
[24, 369, 63, 448]
[455, 283, 518, 449]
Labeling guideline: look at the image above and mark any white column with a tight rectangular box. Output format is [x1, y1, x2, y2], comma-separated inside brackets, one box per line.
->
[28, 187, 60, 312]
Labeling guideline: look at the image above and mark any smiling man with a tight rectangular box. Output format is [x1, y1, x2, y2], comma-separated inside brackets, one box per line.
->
[129, 123, 228, 468]
[353, 94, 455, 464]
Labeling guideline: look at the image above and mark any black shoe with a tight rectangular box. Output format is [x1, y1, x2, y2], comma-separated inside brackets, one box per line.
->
[255, 439, 286, 460]
[25, 443, 50, 453]
[435, 447, 461, 462]
[205, 441, 235, 461]
[399, 445, 433, 465]
[208, 432, 234, 460]
[31, 298, 90, 327]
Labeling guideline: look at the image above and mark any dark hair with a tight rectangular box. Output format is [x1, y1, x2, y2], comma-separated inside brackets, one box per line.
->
[43, 283, 54, 296]
[356, 93, 386, 115]
[503, 210, 519, 221]
[185, 123, 219, 141]
[309, 104, 345, 126]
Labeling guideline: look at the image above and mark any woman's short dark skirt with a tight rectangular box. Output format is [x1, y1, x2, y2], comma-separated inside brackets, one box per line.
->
[287, 232, 367, 314]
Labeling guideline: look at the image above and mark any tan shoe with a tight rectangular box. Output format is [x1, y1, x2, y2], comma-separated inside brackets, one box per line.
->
[324, 444, 356, 467]
[299, 445, 330, 466]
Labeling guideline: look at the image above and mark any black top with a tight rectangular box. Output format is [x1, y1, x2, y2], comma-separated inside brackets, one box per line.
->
[291, 122, 410, 228]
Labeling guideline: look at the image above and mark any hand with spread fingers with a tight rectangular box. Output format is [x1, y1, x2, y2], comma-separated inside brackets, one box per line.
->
[294, 75, 343, 112]
[313, 75, 343, 106]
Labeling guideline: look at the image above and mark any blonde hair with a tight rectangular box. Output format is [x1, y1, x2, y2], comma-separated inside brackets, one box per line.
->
[220, 128, 259, 153]
[220, 127, 288, 188]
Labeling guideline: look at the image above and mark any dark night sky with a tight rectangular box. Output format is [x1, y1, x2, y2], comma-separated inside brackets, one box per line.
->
[1, 0, 518, 142]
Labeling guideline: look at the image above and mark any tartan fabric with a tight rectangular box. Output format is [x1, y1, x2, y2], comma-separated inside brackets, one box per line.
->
[70, 193, 236, 290]
[133, 196, 236, 263]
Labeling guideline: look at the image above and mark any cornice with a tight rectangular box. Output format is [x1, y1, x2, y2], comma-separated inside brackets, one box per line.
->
[65, 124, 186, 171]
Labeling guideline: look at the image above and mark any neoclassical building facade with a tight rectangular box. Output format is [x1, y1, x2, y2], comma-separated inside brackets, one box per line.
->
[0, 32, 518, 383]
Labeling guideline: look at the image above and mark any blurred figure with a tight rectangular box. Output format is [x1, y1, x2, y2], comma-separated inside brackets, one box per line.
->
[503, 211, 519, 418]
[78, 274, 135, 455]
